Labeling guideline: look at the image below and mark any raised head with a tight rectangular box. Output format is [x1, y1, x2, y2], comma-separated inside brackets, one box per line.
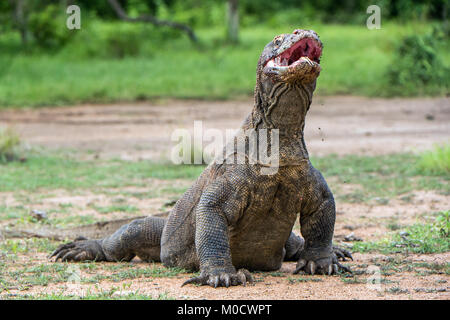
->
[258, 29, 323, 84]
[249, 29, 323, 137]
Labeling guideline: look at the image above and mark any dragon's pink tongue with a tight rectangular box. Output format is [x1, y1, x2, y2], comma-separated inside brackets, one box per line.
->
[281, 38, 321, 64]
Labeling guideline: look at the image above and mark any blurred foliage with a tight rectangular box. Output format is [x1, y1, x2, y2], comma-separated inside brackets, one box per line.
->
[388, 25, 450, 94]
[0, 127, 21, 163]
[0, 0, 448, 105]
[1, 0, 447, 44]
[239, 0, 448, 24]
[417, 143, 450, 175]
[28, 4, 73, 49]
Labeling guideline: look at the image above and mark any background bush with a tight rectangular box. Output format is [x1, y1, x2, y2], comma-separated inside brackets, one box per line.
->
[387, 26, 449, 95]
[0, 127, 21, 162]
[28, 4, 73, 49]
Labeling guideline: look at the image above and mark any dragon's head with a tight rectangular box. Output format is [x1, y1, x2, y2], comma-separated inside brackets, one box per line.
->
[258, 29, 323, 84]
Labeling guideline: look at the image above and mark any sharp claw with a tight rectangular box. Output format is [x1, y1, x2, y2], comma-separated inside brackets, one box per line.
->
[50, 242, 76, 259]
[208, 275, 219, 288]
[184, 270, 253, 288]
[335, 250, 345, 261]
[48, 250, 58, 259]
[181, 276, 203, 287]
[222, 274, 231, 288]
[54, 249, 70, 262]
[74, 252, 88, 261]
[332, 245, 354, 261]
[294, 259, 307, 274]
[61, 251, 77, 262]
[237, 271, 247, 287]
[333, 264, 338, 274]
[307, 261, 316, 275]
[345, 251, 354, 261]
[328, 265, 333, 275]
[337, 262, 352, 274]
[241, 269, 254, 285]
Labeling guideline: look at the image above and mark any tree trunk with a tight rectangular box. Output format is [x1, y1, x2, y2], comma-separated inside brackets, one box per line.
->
[11, 0, 28, 45]
[226, 0, 239, 43]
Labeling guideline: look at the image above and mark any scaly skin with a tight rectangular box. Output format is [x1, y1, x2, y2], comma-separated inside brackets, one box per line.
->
[50, 29, 353, 288]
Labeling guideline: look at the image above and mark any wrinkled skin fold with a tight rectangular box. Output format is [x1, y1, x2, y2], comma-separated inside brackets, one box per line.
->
[50, 29, 353, 288]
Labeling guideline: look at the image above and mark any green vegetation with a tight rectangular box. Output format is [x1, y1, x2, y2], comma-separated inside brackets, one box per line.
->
[0, 148, 446, 230]
[0, 238, 58, 255]
[0, 154, 203, 192]
[0, 0, 448, 107]
[0, 127, 21, 162]
[417, 144, 450, 175]
[88, 204, 140, 215]
[386, 286, 409, 294]
[352, 211, 450, 254]
[1, 22, 448, 108]
[2, 290, 174, 300]
[0, 149, 447, 199]
[388, 26, 450, 95]
[311, 150, 449, 202]
[340, 276, 364, 284]
[287, 276, 323, 284]
[0, 235, 184, 292]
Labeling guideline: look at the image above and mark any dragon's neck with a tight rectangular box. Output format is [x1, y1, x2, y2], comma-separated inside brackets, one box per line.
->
[241, 79, 315, 165]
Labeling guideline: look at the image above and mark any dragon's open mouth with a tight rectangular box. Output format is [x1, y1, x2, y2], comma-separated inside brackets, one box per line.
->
[266, 37, 322, 69]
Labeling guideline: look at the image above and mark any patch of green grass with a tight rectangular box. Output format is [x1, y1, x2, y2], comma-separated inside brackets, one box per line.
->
[352, 211, 450, 254]
[0, 127, 21, 162]
[0, 150, 447, 201]
[386, 218, 403, 231]
[267, 271, 286, 277]
[0, 258, 184, 294]
[417, 144, 450, 175]
[287, 276, 323, 284]
[364, 256, 449, 277]
[84, 264, 185, 283]
[340, 276, 364, 284]
[312, 151, 449, 202]
[89, 204, 139, 215]
[386, 222, 403, 231]
[48, 214, 97, 228]
[0, 154, 204, 192]
[413, 262, 450, 276]
[8, 265, 68, 287]
[0, 205, 28, 220]
[0, 238, 58, 255]
[386, 286, 409, 294]
[0, 21, 447, 108]
[2, 289, 174, 300]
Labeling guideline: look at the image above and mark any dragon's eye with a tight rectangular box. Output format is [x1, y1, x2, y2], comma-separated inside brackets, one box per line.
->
[273, 35, 283, 46]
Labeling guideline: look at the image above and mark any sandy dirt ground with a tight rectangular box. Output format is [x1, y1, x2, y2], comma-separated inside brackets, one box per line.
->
[0, 96, 449, 300]
[1, 96, 449, 159]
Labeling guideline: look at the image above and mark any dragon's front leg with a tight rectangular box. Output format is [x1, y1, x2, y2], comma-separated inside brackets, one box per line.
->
[294, 169, 352, 275]
[182, 178, 253, 288]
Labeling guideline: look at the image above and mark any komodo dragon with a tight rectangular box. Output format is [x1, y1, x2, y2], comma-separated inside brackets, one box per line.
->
[50, 29, 353, 288]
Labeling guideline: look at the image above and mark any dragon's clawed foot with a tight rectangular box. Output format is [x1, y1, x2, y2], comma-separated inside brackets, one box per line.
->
[49, 237, 105, 262]
[182, 268, 253, 288]
[332, 245, 353, 261]
[294, 247, 352, 275]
